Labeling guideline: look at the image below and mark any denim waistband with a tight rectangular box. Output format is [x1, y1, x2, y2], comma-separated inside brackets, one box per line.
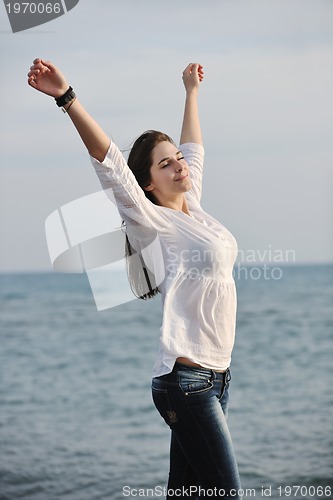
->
[171, 361, 230, 382]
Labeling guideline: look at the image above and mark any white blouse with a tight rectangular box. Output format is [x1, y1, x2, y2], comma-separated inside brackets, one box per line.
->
[90, 141, 238, 377]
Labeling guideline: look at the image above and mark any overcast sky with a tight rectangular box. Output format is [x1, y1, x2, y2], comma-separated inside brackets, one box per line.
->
[0, 0, 332, 272]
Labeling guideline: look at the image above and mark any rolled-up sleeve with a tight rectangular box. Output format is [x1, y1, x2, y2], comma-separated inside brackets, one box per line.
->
[90, 141, 168, 230]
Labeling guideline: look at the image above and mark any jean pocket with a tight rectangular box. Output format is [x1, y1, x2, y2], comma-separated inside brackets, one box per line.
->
[152, 385, 178, 427]
[179, 377, 214, 396]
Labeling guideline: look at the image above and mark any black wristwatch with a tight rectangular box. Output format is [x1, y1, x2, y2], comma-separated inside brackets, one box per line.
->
[55, 86, 76, 107]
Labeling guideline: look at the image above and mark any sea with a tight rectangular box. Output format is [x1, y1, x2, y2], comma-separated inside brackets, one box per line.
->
[0, 264, 332, 500]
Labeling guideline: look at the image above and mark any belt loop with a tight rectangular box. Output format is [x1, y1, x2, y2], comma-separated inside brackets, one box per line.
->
[210, 369, 215, 381]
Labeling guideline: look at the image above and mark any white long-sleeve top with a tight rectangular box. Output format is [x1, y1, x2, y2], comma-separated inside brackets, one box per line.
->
[90, 141, 238, 377]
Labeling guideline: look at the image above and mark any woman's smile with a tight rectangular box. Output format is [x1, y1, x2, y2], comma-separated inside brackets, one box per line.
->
[175, 173, 188, 181]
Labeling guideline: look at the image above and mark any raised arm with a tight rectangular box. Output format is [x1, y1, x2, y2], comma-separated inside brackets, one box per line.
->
[179, 63, 204, 146]
[27, 58, 110, 162]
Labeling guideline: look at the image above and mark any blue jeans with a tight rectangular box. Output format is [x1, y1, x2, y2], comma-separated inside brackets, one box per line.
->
[152, 363, 242, 499]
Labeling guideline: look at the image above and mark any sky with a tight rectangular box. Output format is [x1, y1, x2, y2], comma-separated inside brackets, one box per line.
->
[0, 0, 332, 272]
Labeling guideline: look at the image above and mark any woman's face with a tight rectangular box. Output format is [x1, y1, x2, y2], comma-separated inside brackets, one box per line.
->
[145, 141, 191, 205]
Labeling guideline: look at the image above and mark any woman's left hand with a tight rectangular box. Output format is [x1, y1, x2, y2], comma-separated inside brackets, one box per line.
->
[182, 63, 204, 93]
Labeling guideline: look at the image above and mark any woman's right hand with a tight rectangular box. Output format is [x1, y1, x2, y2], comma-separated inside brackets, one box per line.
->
[182, 63, 204, 94]
[27, 58, 69, 98]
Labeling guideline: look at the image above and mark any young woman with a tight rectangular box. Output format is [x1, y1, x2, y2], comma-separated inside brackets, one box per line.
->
[27, 59, 242, 499]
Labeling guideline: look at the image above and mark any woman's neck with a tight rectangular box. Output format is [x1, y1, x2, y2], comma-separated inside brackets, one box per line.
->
[163, 196, 190, 215]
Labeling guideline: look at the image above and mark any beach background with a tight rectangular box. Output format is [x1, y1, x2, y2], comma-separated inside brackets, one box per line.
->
[1, 265, 332, 499]
[0, 0, 332, 498]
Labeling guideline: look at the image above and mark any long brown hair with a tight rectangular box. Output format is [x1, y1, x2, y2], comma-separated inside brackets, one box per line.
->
[124, 130, 175, 299]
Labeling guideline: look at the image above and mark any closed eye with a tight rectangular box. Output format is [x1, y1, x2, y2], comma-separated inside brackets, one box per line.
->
[160, 155, 185, 168]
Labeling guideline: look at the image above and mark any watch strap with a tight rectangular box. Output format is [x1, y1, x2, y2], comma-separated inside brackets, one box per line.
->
[55, 87, 76, 107]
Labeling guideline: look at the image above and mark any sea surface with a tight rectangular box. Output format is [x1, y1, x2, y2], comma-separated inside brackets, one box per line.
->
[0, 265, 332, 500]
